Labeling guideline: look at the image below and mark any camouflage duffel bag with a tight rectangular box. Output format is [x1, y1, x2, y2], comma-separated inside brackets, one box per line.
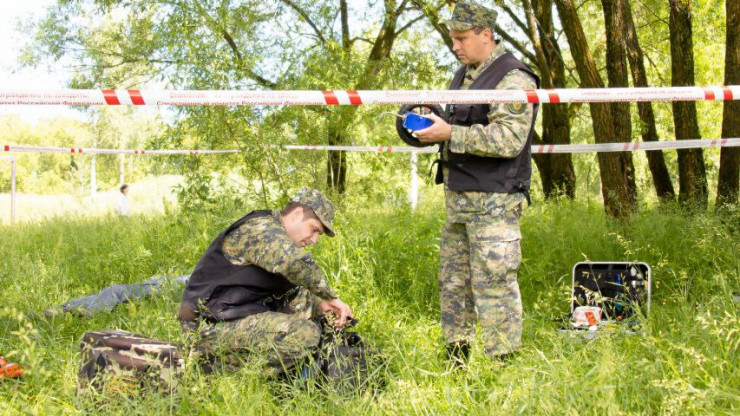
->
[78, 330, 206, 396]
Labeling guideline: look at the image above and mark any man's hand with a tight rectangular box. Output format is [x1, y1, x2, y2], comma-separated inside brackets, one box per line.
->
[414, 113, 452, 143]
[320, 298, 354, 328]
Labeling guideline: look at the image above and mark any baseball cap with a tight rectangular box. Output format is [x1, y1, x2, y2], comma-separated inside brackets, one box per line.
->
[443, 1, 497, 31]
[291, 187, 336, 237]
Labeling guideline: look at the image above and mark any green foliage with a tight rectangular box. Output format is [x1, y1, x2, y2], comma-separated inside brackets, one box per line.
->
[0, 109, 166, 194]
[10, 0, 731, 208]
[18, 0, 455, 204]
[0, 196, 737, 413]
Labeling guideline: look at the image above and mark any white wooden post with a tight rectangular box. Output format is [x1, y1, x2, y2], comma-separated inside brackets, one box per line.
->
[90, 113, 98, 200]
[409, 152, 418, 210]
[0, 156, 16, 224]
[90, 153, 97, 199]
[10, 158, 15, 224]
[119, 153, 125, 185]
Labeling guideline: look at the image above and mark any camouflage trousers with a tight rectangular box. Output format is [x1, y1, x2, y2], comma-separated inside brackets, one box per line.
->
[438, 205, 523, 358]
[198, 288, 324, 376]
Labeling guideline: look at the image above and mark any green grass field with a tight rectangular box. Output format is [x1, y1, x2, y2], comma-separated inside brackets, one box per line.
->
[0, 175, 183, 225]
[0, 192, 737, 414]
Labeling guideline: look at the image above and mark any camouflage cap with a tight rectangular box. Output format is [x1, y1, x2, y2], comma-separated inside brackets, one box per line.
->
[444, 1, 497, 31]
[291, 187, 336, 237]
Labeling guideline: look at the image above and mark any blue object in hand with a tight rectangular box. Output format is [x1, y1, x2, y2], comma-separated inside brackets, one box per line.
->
[403, 112, 434, 131]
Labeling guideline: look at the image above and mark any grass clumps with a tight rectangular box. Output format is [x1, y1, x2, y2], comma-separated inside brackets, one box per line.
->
[0, 195, 737, 414]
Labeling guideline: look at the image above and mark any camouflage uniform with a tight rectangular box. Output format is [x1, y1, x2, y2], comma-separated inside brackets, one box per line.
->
[194, 187, 338, 375]
[198, 286, 325, 375]
[439, 2, 536, 358]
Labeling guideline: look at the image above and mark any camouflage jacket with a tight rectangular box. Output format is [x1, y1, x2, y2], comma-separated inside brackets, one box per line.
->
[221, 210, 337, 300]
[443, 43, 535, 224]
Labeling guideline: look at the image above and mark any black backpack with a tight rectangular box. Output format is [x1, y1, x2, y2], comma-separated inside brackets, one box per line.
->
[301, 318, 386, 394]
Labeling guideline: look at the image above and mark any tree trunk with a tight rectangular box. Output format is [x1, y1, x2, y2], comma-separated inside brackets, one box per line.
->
[327, 129, 348, 194]
[530, 137, 554, 197]
[622, 0, 675, 201]
[325, 0, 350, 193]
[601, 0, 638, 208]
[669, 0, 708, 209]
[555, 0, 637, 218]
[716, 0, 739, 211]
[527, 0, 576, 199]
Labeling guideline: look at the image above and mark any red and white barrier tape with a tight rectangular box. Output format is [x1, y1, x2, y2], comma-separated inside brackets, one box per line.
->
[0, 86, 737, 106]
[1, 145, 239, 155]
[283, 138, 739, 154]
[3, 139, 737, 155]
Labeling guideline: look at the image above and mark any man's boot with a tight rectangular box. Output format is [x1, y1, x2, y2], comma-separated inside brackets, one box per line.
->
[494, 352, 515, 363]
[445, 341, 470, 368]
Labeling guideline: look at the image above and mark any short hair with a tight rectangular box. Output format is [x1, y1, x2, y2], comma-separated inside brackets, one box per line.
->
[472, 26, 495, 41]
[281, 201, 319, 222]
[120, 184, 129, 193]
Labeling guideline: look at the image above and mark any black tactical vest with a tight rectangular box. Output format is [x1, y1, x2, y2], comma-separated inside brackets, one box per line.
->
[178, 210, 297, 323]
[437, 52, 541, 194]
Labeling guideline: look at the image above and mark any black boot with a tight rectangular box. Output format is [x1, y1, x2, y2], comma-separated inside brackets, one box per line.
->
[493, 352, 515, 363]
[446, 342, 470, 368]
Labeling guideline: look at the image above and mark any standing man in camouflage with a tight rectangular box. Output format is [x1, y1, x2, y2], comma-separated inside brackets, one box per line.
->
[415, 2, 540, 365]
[178, 187, 353, 375]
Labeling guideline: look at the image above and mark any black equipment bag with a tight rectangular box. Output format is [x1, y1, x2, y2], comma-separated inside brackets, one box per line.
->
[307, 318, 385, 394]
[571, 261, 651, 321]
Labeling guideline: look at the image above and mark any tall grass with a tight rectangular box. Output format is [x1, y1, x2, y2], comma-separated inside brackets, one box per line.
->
[0, 193, 737, 414]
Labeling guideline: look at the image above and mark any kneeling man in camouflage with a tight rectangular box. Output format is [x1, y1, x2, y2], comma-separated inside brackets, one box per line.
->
[178, 187, 353, 375]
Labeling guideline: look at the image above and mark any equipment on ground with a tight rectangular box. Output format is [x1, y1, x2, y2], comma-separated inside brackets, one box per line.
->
[299, 317, 386, 394]
[77, 330, 210, 396]
[560, 261, 651, 338]
[78, 319, 384, 396]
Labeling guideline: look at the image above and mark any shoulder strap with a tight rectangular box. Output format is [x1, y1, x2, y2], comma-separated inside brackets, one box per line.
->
[448, 64, 467, 90]
[470, 52, 540, 90]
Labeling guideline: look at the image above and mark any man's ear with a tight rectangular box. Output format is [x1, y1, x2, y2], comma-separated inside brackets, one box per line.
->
[289, 206, 304, 223]
[484, 28, 493, 40]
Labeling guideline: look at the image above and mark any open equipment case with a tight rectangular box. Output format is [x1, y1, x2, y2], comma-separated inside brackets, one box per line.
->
[560, 261, 651, 338]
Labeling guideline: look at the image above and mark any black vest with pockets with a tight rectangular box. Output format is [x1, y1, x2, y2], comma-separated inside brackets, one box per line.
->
[438, 52, 541, 194]
[179, 210, 297, 323]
